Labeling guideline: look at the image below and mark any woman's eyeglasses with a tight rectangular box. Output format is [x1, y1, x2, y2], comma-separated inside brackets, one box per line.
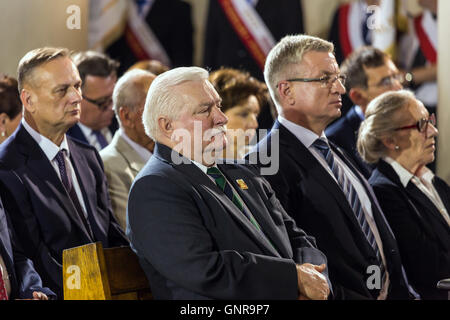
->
[394, 113, 436, 133]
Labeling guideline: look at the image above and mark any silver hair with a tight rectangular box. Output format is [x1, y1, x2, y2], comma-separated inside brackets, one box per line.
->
[264, 34, 334, 113]
[112, 69, 155, 126]
[357, 90, 416, 164]
[142, 66, 209, 141]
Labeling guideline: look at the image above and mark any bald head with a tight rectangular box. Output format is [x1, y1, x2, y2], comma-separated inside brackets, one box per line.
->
[113, 69, 156, 126]
[113, 69, 156, 151]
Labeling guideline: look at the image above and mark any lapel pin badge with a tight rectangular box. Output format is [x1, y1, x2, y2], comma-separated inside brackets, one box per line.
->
[236, 179, 248, 190]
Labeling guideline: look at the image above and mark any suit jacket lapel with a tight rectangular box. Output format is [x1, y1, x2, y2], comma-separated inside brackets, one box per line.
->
[114, 133, 146, 173]
[276, 123, 366, 236]
[219, 166, 290, 258]
[405, 181, 450, 232]
[67, 139, 100, 241]
[154, 144, 280, 257]
[16, 127, 94, 241]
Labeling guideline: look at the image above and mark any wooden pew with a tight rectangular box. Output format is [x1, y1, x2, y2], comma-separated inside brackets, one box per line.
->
[63, 242, 152, 300]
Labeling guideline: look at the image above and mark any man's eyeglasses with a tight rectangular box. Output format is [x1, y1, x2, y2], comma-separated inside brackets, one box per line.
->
[83, 95, 113, 111]
[369, 74, 403, 88]
[394, 113, 436, 133]
[277, 74, 346, 89]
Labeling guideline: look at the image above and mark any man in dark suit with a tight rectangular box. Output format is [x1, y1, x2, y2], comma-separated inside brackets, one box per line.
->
[0, 197, 55, 300]
[0, 47, 128, 298]
[127, 66, 330, 300]
[67, 51, 119, 151]
[250, 35, 418, 300]
[326, 46, 403, 178]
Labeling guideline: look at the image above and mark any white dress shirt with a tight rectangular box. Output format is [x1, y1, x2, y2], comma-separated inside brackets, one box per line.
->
[22, 119, 88, 217]
[384, 157, 450, 227]
[119, 129, 152, 162]
[78, 123, 112, 152]
[278, 115, 390, 299]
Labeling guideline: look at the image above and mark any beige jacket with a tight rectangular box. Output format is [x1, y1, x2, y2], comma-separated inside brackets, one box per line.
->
[100, 131, 147, 231]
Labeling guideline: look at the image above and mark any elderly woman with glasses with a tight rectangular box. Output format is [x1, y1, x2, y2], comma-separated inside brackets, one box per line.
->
[357, 90, 450, 300]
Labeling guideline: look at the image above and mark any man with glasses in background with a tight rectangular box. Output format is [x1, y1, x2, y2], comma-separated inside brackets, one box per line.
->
[326, 46, 403, 178]
[249, 35, 419, 300]
[67, 51, 119, 151]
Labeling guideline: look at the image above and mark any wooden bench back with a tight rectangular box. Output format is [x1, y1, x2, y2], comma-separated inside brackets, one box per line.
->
[63, 242, 152, 300]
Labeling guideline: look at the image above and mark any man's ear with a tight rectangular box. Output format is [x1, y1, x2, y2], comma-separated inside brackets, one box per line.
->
[348, 88, 368, 107]
[20, 89, 35, 113]
[119, 106, 132, 128]
[277, 82, 295, 105]
[157, 116, 173, 139]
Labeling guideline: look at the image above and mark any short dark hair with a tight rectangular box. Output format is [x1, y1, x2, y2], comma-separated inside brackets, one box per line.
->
[341, 46, 390, 90]
[71, 51, 120, 88]
[17, 47, 70, 92]
[0, 75, 22, 119]
[209, 68, 265, 113]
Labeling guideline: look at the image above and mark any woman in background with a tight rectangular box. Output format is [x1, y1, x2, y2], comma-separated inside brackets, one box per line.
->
[357, 90, 450, 300]
[0, 75, 22, 144]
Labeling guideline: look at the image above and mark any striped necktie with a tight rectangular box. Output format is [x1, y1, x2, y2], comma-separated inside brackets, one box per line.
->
[313, 138, 386, 283]
[207, 167, 261, 231]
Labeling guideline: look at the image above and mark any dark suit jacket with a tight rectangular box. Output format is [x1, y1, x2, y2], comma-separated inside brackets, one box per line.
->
[248, 121, 416, 300]
[0, 198, 55, 299]
[107, 0, 193, 74]
[325, 106, 373, 179]
[203, 0, 304, 81]
[369, 160, 450, 300]
[0, 124, 128, 298]
[66, 123, 116, 148]
[127, 143, 329, 300]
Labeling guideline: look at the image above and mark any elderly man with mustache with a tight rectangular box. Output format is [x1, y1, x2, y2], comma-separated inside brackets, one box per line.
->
[126, 66, 331, 300]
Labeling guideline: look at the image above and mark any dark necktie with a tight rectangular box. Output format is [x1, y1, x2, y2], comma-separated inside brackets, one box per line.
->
[92, 130, 108, 149]
[313, 138, 385, 283]
[54, 150, 93, 238]
[0, 266, 8, 300]
[207, 167, 261, 231]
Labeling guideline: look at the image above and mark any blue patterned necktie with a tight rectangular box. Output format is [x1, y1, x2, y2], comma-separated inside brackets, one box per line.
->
[313, 138, 385, 283]
[92, 130, 108, 149]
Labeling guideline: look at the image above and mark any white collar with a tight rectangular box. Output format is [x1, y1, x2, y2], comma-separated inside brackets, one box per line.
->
[191, 159, 215, 175]
[383, 157, 414, 188]
[278, 115, 327, 148]
[119, 129, 152, 161]
[22, 118, 70, 162]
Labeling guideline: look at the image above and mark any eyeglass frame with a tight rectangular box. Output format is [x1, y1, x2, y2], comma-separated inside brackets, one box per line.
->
[276, 74, 347, 89]
[394, 113, 436, 134]
[82, 94, 113, 111]
[367, 73, 404, 88]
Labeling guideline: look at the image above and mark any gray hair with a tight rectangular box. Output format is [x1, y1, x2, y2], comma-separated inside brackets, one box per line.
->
[113, 69, 155, 126]
[142, 66, 209, 141]
[17, 47, 70, 92]
[264, 34, 334, 112]
[357, 90, 416, 164]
